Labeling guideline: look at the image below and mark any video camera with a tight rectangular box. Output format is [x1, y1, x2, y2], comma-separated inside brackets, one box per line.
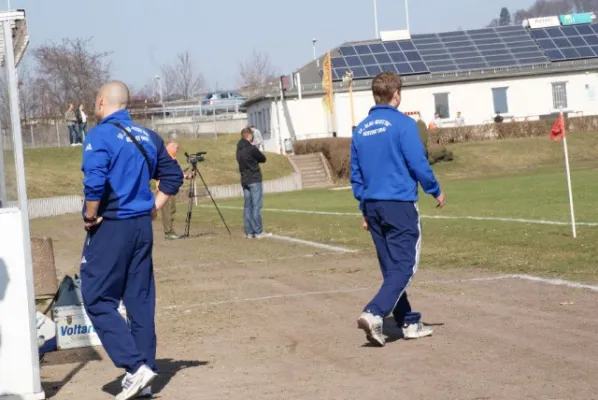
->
[185, 151, 207, 165]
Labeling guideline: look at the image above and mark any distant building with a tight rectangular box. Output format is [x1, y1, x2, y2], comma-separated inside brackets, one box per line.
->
[245, 22, 598, 153]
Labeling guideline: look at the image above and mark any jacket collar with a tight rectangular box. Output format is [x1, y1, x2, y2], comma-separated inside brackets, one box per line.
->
[369, 104, 399, 114]
[99, 109, 132, 125]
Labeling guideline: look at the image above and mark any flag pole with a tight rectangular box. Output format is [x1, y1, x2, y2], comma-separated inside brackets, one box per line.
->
[560, 109, 577, 238]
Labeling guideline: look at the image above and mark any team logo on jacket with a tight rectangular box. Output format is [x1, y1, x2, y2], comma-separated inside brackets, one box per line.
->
[359, 119, 392, 136]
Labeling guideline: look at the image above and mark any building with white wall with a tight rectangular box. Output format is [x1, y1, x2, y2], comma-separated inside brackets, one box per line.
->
[246, 19, 598, 154]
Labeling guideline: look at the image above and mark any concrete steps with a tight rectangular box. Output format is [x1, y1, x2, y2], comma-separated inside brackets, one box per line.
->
[288, 153, 333, 189]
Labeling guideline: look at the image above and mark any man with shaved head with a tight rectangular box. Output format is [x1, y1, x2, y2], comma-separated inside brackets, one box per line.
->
[80, 80, 183, 399]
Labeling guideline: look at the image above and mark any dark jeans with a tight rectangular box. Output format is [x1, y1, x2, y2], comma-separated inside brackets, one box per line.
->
[68, 124, 81, 144]
[242, 182, 263, 235]
[78, 122, 88, 142]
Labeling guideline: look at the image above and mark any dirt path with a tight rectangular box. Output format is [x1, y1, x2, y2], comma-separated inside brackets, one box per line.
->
[33, 216, 598, 399]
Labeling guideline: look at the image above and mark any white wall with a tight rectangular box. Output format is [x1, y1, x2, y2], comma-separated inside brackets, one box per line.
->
[0, 209, 44, 399]
[249, 70, 598, 152]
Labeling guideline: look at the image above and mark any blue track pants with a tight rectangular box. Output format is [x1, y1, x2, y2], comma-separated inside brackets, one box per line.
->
[363, 201, 422, 325]
[80, 215, 156, 374]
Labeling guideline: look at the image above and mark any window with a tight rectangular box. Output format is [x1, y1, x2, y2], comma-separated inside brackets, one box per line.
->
[552, 82, 568, 109]
[492, 87, 509, 114]
[433, 93, 450, 118]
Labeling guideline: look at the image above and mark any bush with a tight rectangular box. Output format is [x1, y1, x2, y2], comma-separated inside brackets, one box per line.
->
[293, 137, 453, 179]
[428, 146, 454, 164]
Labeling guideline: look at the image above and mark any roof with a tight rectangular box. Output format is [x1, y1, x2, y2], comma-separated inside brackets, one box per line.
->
[244, 22, 598, 107]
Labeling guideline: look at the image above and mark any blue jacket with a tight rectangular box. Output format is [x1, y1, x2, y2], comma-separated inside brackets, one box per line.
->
[350, 105, 441, 212]
[82, 109, 184, 220]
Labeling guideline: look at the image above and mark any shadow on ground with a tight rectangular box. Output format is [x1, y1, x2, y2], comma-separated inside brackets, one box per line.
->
[41, 347, 103, 398]
[102, 359, 209, 396]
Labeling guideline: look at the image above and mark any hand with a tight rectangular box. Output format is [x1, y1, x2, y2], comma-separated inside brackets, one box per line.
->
[362, 216, 369, 231]
[151, 205, 158, 221]
[84, 216, 103, 231]
[184, 173, 192, 180]
[435, 192, 446, 209]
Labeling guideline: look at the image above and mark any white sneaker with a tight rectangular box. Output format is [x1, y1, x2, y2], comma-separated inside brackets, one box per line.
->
[116, 365, 156, 400]
[402, 322, 433, 340]
[244, 234, 255, 239]
[121, 374, 152, 398]
[357, 312, 385, 346]
[255, 232, 272, 239]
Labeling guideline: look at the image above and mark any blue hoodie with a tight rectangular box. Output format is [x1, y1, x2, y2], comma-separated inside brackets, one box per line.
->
[350, 105, 441, 212]
[82, 109, 184, 220]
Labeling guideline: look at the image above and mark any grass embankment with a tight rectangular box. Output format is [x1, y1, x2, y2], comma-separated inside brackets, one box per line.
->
[192, 132, 598, 282]
[2, 134, 293, 199]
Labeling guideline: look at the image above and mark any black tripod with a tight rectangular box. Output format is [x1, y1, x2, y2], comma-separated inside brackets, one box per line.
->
[183, 159, 231, 238]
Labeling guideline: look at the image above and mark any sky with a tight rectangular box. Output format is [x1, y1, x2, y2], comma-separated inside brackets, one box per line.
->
[9, 0, 536, 91]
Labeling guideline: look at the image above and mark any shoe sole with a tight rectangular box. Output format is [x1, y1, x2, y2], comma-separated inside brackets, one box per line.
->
[357, 317, 385, 347]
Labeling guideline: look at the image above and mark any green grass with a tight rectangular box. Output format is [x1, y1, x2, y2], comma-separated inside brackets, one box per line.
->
[2, 134, 293, 199]
[190, 132, 598, 282]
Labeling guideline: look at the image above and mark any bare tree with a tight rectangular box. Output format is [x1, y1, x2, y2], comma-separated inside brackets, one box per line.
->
[160, 51, 205, 100]
[238, 49, 278, 91]
[32, 38, 111, 119]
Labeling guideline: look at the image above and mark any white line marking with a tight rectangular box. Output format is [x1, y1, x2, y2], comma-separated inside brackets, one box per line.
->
[162, 252, 343, 271]
[207, 205, 598, 227]
[268, 234, 358, 253]
[330, 186, 352, 191]
[506, 274, 598, 292]
[163, 287, 371, 311]
[162, 274, 598, 311]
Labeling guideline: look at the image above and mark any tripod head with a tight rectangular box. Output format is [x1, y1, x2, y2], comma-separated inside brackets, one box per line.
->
[184, 151, 207, 168]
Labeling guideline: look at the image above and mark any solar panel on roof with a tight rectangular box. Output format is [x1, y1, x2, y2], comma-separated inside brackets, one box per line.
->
[530, 23, 598, 61]
[411, 26, 548, 73]
[331, 39, 430, 80]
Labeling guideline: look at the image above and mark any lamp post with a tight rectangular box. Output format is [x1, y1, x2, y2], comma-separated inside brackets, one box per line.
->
[155, 75, 166, 119]
[373, 0, 379, 38]
[405, 0, 411, 32]
[343, 71, 356, 132]
[312, 38, 319, 67]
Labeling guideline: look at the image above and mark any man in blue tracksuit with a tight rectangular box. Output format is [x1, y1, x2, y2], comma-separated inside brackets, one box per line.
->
[80, 81, 183, 399]
[351, 72, 446, 347]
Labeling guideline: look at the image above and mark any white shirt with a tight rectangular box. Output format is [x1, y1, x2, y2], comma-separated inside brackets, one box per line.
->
[81, 110, 87, 123]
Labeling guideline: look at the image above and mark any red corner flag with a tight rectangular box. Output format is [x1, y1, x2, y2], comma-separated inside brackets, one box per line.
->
[550, 114, 566, 141]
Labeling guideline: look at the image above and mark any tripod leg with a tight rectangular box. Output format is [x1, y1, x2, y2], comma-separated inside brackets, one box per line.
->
[184, 176, 195, 238]
[195, 168, 232, 235]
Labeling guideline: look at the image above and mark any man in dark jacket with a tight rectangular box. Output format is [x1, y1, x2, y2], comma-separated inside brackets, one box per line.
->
[236, 127, 270, 239]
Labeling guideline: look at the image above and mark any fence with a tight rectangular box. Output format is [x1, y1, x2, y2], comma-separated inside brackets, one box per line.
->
[5, 195, 83, 219]
[8, 173, 302, 220]
[0, 120, 78, 149]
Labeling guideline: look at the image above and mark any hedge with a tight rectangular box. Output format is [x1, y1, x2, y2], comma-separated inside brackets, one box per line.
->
[429, 115, 598, 145]
[292, 115, 598, 180]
